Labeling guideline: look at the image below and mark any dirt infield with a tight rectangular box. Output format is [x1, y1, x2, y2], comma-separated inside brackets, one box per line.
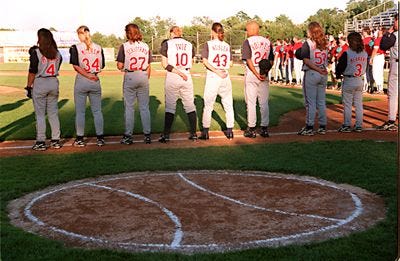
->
[0, 99, 396, 158]
[8, 170, 385, 253]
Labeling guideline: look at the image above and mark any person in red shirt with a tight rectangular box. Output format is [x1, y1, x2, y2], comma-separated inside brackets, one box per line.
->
[362, 27, 375, 93]
[284, 39, 294, 85]
[370, 27, 387, 94]
[292, 36, 303, 86]
[273, 40, 284, 83]
[334, 36, 349, 89]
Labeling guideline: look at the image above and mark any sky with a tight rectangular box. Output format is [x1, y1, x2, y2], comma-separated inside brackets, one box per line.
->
[2, 0, 349, 36]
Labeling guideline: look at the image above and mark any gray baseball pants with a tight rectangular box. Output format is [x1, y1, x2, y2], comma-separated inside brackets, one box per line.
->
[303, 70, 328, 127]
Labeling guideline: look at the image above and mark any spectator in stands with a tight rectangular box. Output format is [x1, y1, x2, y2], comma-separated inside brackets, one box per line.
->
[370, 27, 387, 94]
[362, 27, 375, 93]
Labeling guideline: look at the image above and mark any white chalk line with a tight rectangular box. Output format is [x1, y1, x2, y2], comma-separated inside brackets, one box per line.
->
[23, 171, 364, 250]
[84, 183, 183, 248]
[177, 173, 343, 223]
[0, 128, 380, 150]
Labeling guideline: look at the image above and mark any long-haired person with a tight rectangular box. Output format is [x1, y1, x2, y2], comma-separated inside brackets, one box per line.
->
[295, 21, 329, 136]
[69, 25, 105, 147]
[199, 22, 235, 140]
[117, 23, 152, 144]
[26, 28, 62, 151]
[335, 32, 368, 133]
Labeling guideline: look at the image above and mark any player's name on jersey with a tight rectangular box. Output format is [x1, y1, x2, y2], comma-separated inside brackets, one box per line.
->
[250, 41, 268, 50]
[126, 46, 149, 55]
[175, 43, 189, 51]
[211, 44, 229, 52]
[350, 56, 367, 63]
[80, 49, 100, 55]
[40, 56, 60, 64]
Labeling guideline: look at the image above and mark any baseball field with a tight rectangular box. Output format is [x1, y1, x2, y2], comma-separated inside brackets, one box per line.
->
[0, 63, 397, 260]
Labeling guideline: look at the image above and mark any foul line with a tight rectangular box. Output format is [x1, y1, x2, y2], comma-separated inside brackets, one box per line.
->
[177, 173, 343, 223]
[0, 128, 380, 150]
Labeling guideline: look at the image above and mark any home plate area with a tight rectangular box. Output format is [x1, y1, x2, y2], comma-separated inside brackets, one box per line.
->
[8, 171, 385, 253]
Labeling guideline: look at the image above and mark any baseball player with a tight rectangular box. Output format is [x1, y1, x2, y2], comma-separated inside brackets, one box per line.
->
[284, 39, 294, 85]
[273, 40, 283, 83]
[241, 20, 274, 138]
[26, 28, 62, 151]
[370, 28, 386, 94]
[69, 25, 105, 147]
[295, 21, 328, 136]
[199, 22, 234, 140]
[378, 13, 398, 131]
[159, 26, 197, 143]
[292, 37, 304, 86]
[362, 27, 375, 93]
[116, 23, 152, 145]
[335, 32, 368, 133]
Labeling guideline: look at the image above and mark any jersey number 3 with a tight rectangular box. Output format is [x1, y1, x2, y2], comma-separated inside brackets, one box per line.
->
[354, 63, 363, 77]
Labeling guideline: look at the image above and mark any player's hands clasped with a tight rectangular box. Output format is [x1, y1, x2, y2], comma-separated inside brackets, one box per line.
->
[179, 72, 188, 81]
[256, 73, 266, 81]
[216, 70, 228, 79]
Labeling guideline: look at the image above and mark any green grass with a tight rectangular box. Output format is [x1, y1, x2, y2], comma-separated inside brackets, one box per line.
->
[0, 140, 396, 260]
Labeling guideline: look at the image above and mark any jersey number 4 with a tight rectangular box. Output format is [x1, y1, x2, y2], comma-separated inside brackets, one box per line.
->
[212, 54, 228, 67]
[45, 63, 55, 75]
[82, 58, 100, 72]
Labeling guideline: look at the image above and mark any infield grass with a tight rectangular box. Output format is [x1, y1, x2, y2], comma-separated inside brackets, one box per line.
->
[0, 140, 396, 260]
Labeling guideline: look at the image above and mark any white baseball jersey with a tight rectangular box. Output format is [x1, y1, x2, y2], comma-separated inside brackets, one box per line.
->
[35, 49, 61, 78]
[247, 36, 271, 68]
[76, 42, 103, 73]
[206, 39, 231, 70]
[343, 50, 368, 77]
[306, 39, 328, 69]
[123, 41, 150, 71]
[167, 38, 193, 69]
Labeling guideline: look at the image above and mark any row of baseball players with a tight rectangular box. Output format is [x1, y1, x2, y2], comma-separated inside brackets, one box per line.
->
[25, 17, 398, 150]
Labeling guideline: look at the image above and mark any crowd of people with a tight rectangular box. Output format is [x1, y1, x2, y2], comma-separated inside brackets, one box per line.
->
[267, 27, 393, 94]
[24, 15, 398, 151]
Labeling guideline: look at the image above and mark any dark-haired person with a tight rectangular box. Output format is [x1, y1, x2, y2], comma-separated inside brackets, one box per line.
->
[335, 32, 368, 133]
[295, 22, 329, 136]
[117, 24, 152, 145]
[378, 13, 398, 131]
[361, 27, 375, 93]
[26, 28, 62, 151]
[69, 25, 105, 147]
[199, 22, 234, 140]
[158, 26, 197, 143]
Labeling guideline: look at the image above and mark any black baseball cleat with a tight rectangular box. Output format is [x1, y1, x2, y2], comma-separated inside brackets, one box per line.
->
[120, 135, 133, 145]
[259, 126, 269, 138]
[73, 137, 86, 147]
[199, 129, 209, 140]
[243, 127, 256, 138]
[144, 134, 152, 144]
[50, 139, 62, 149]
[225, 129, 234, 140]
[96, 136, 105, 147]
[188, 133, 198, 141]
[32, 141, 46, 151]
[158, 134, 170, 143]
